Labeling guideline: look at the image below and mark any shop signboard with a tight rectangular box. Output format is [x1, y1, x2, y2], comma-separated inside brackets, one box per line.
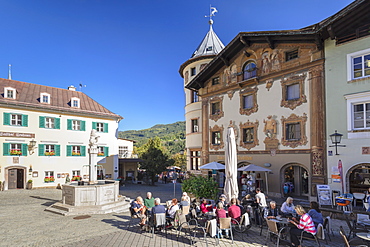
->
[317, 184, 332, 207]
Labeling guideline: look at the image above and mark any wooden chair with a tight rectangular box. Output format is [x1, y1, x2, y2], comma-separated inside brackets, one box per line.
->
[219, 217, 234, 244]
[182, 205, 190, 216]
[265, 219, 287, 247]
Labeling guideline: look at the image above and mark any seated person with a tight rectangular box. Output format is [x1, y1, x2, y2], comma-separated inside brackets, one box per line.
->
[281, 197, 295, 216]
[216, 194, 227, 210]
[180, 194, 190, 207]
[200, 198, 213, 214]
[215, 202, 229, 238]
[131, 196, 147, 225]
[307, 201, 323, 227]
[289, 205, 316, 247]
[144, 192, 155, 212]
[228, 198, 241, 223]
[167, 198, 180, 219]
[264, 201, 281, 219]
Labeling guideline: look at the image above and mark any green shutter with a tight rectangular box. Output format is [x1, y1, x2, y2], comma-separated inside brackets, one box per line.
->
[38, 144, 45, 156]
[104, 123, 108, 133]
[55, 118, 60, 129]
[3, 113, 10, 125]
[81, 121, 86, 131]
[104, 146, 109, 156]
[21, 143, 28, 156]
[67, 119, 72, 130]
[80, 146, 86, 156]
[39, 116, 45, 128]
[92, 122, 97, 130]
[66, 145, 72, 156]
[22, 115, 28, 127]
[3, 143, 10, 156]
[55, 145, 60, 156]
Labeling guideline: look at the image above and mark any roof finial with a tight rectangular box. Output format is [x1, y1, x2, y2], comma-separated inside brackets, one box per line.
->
[8, 64, 12, 80]
[205, 5, 218, 26]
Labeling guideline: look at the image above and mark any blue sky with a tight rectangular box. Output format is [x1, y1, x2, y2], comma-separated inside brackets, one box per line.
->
[0, 0, 353, 131]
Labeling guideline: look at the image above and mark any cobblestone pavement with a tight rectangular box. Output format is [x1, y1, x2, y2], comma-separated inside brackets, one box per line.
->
[0, 182, 363, 247]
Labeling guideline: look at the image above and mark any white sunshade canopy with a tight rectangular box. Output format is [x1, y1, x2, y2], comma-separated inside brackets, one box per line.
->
[199, 161, 225, 170]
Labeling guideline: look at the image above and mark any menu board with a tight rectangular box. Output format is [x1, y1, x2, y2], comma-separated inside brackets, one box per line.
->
[317, 184, 332, 206]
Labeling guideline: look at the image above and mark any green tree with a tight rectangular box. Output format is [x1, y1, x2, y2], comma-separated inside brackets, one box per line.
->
[172, 151, 187, 172]
[137, 137, 172, 185]
[182, 175, 218, 200]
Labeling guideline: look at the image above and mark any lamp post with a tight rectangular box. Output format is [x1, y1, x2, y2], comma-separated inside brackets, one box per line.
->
[28, 139, 37, 155]
[329, 130, 346, 155]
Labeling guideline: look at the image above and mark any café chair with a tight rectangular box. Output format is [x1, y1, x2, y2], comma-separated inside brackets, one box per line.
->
[299, 223, 324, 247]
[353, 193, 366, 208]
[177, 213, 204, 245]
[150, 213, 167, 238]
[322, 216, 333, 241]
[233, 212, 251, 234]
[265, 219, 287, 247]
[219, 217, 234, 244]
[340, 226, 368, 247]
[344, 213, 369, 239]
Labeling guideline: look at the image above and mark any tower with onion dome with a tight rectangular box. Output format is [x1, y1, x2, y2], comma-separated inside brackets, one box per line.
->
[179, 7, 225, 172]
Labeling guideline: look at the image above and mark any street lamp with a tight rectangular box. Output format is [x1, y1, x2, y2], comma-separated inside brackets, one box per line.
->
[329, 130, 346, 155]
[28, 139, 37, 155]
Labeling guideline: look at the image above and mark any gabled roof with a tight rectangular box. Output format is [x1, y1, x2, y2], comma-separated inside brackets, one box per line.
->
[0, 78, 122, 120]
[191, 21, 225, 58]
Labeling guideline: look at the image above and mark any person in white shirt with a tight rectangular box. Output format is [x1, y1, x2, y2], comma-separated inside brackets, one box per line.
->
[167, 198, 179, 219]
[255, 188, 267, 207]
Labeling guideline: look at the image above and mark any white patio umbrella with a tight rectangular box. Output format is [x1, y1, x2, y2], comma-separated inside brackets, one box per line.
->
[199, 162, 225, 170]
[237, 164, 271, 194]
[224, 127, 239, 202]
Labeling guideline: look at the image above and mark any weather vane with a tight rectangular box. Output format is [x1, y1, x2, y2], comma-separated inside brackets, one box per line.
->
[205, 5, 218, 25]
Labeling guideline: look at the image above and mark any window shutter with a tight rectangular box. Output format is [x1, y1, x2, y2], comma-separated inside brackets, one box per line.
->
[3, 113, 10, 125]
[38, 144, 45, 156]
[22, 115, 28, 127]
[3, 143, 10, 156]
[66, 145, 72, 156]
[21, 143, 28, 156]
[104, 146, 109, 156]
[92, 122, 97, 130]
[55, 145, 61, 156]
[67, 119, 72, 130]
[80, 146, 86, 156]
[81, 121, 86, 131]
[55, 118, 60, 129]
[104, 123, 108, 133]
[39, 116, 45, 128]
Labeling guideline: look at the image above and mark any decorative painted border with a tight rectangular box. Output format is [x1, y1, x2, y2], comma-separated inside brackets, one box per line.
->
[209, 96, 224, 122]
[280, 74, 307, 110]
[281, 113, 308, 148]
[239, 120, 259, 150]
[210, 125, 224, 151]
[239, 87, 258, 116]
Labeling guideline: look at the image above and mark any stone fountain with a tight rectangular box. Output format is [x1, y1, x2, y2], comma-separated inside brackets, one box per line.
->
[45, 130, 130, 216]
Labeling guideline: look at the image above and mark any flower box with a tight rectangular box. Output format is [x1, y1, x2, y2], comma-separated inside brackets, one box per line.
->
[72, 152, 81, 156]
[45, 152, 55, 156]
[72, 176, 81, 181]
[10, 149, 22, 155]
[44, 177, 55, 183]
[98, 152, 105, 156]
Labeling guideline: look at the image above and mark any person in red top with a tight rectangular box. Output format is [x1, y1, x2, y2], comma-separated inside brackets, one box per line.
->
[228, 198, 241, 223]
[200, 199, 213, 214]
[289, 205, 316, 247]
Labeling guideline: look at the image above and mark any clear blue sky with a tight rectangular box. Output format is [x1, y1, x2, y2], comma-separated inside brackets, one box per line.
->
[0, 0, 353, 131]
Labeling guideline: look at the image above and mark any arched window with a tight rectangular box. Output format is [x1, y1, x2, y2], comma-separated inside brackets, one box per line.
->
[243, 62, 257, 80]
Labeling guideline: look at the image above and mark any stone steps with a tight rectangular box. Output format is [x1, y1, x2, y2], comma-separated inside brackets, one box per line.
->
[45, 196, 132, 216]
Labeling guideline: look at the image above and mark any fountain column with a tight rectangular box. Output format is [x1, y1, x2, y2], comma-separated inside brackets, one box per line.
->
[88, 129, 100, 185]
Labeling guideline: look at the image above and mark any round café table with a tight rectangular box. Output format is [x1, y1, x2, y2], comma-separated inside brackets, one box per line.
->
[356, 232, 370, 242]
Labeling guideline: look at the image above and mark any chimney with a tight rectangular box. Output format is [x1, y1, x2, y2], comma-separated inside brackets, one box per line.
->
[68, 85, 76, 91]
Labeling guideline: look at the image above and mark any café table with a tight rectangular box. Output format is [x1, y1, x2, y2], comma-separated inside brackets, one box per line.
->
[269, 217, 290, 225]
[356, 232, 370, 242]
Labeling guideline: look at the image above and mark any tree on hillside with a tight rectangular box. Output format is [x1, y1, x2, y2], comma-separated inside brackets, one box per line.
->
[137, 137, 172, 185]
[172, 151, 187, 172]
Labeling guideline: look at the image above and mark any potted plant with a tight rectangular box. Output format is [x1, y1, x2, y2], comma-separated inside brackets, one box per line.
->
[26, 179, 33, 189]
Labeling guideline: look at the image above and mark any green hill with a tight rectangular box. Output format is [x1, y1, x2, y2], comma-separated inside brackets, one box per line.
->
[118, 121, 185, 155]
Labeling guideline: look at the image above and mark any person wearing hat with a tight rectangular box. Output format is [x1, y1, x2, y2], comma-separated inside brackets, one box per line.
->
[216, 194, 227, 210]
[180, 192, 190, 207]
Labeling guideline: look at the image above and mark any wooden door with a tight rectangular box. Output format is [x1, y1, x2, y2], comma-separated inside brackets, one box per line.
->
[17, 169, 24, 189]
[8, 168, 17, 189]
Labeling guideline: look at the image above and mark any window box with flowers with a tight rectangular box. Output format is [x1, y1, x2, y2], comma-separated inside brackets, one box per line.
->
[98, 152, 105, 156]
[10, 149, 22, 155]
[72, 175, 81, 181]
[44, 151, 55, 156]
[44, 176, 55, 183]
[72, 152, 81, 156]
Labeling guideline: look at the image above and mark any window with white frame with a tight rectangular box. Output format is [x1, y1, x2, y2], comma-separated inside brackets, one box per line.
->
[72, 146, 81, 155]
[345, 92, 370, 132]
[191, 119, 199, 133]
[71, 97, 80, 108]
[11, 114, 22, 126]
[347, 48, 370, 81]
[40, 93, 50, 104]
[72, 170, 80, 176]
[45, 117, 55, 129]
[10, 143, 22, 153]
[98, 146, 105, 156]
[4, 87, 16, 99]
[190, 150, 201, 170]
[119, 146, 129, 158]
[72, 120, 81, 130]
[97, 122, 104, 132]
[45, 144, 55, 153]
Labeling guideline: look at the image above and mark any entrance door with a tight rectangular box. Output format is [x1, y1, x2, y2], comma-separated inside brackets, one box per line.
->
[8, 168, 24, 189]
[283, 165, 309, 197]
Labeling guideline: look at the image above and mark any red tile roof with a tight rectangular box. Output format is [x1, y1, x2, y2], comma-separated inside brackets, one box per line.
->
[0, 78, 122, 120]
